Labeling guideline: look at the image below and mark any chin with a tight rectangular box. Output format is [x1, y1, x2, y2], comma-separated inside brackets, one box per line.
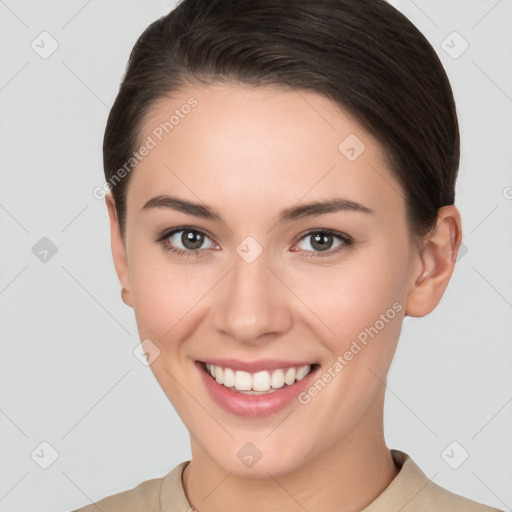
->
[206, 441, 310, 479]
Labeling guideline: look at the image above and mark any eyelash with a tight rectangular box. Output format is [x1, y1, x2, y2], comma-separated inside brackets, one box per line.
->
[154, 227, 354, 260]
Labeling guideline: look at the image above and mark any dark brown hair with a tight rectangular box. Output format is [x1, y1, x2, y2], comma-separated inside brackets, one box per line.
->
[104, 0, 459, 247]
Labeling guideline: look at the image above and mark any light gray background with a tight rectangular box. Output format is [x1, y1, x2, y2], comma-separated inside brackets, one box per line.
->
[0, 1, 511, 511]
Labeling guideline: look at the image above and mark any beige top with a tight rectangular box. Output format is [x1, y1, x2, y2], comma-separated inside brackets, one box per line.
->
[73, 449, 503, 512]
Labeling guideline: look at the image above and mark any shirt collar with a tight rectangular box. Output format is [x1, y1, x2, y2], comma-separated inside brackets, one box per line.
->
[160, 449, 432, 512]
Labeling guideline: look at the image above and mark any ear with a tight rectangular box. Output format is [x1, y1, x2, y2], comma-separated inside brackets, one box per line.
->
[405, 205, 463, 317]
[105, 193, 134, 308]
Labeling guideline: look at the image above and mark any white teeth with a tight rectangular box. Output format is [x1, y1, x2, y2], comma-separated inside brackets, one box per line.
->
[223, 367, 235, 388]
[284, 367, 296, 385]
[296, 365, 311, 381]
[252, 371, 271, 392]
[214, 365, 224, 384]
[235, 370, 252, 391]
[270, 369, 285, 389]
[204, 363, 314, 393]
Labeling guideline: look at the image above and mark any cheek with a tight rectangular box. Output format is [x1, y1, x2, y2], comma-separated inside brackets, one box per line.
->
[294, 247, 408, 346]
[127, 246, 217, 340]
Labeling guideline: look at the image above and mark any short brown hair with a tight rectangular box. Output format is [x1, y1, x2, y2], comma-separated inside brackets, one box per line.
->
[104, 0, 459, 246]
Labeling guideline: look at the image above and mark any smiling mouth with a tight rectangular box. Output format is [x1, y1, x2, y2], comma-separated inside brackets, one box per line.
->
[199, 361, 319, 395]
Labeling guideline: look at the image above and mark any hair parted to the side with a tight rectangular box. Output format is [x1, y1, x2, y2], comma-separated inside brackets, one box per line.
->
[103, 0, 459, 247]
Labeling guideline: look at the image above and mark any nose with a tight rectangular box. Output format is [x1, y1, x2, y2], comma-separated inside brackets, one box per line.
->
[213, 249, 294, 345]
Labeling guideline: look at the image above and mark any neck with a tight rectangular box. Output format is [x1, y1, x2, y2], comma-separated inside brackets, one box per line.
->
[182, 399, 399, 512]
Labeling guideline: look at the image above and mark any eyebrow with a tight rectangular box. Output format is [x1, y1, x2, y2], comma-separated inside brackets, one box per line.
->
[141, 194, 375, 223]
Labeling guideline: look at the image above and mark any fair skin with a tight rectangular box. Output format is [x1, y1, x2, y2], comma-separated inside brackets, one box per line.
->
[106, 83, 462, 512]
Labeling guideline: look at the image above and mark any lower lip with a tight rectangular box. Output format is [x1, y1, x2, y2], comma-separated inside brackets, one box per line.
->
[196, 361, 320, 417]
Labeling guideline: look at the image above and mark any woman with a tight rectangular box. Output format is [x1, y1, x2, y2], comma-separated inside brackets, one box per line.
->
[75, 0, 503, 510]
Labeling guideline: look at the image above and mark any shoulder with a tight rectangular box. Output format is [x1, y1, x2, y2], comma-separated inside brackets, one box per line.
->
[72, 477, 163, 512]
[71, 461, 190, 512]
[411, 477, 503, 512]
[364, 449, 504, 512]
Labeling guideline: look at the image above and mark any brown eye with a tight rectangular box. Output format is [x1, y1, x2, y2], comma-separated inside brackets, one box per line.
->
[310, 232, 336, 252]
[293, 230, 353, 258]
[156, 227, 218, 257]
[179, 230, 205, 250]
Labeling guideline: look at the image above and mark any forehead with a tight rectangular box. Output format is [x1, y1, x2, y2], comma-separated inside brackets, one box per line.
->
[127, 83, 403, 218]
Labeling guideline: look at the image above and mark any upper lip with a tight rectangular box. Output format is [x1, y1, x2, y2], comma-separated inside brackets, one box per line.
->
[198, 358, 317, 373]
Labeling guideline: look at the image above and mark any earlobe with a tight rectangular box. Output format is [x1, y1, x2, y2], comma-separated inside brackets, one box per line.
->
[105, 193, 134, 309]
[405, 205, 462, 317]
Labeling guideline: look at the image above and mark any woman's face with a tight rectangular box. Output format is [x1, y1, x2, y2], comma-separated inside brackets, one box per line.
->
[112, 83, 424, 476]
